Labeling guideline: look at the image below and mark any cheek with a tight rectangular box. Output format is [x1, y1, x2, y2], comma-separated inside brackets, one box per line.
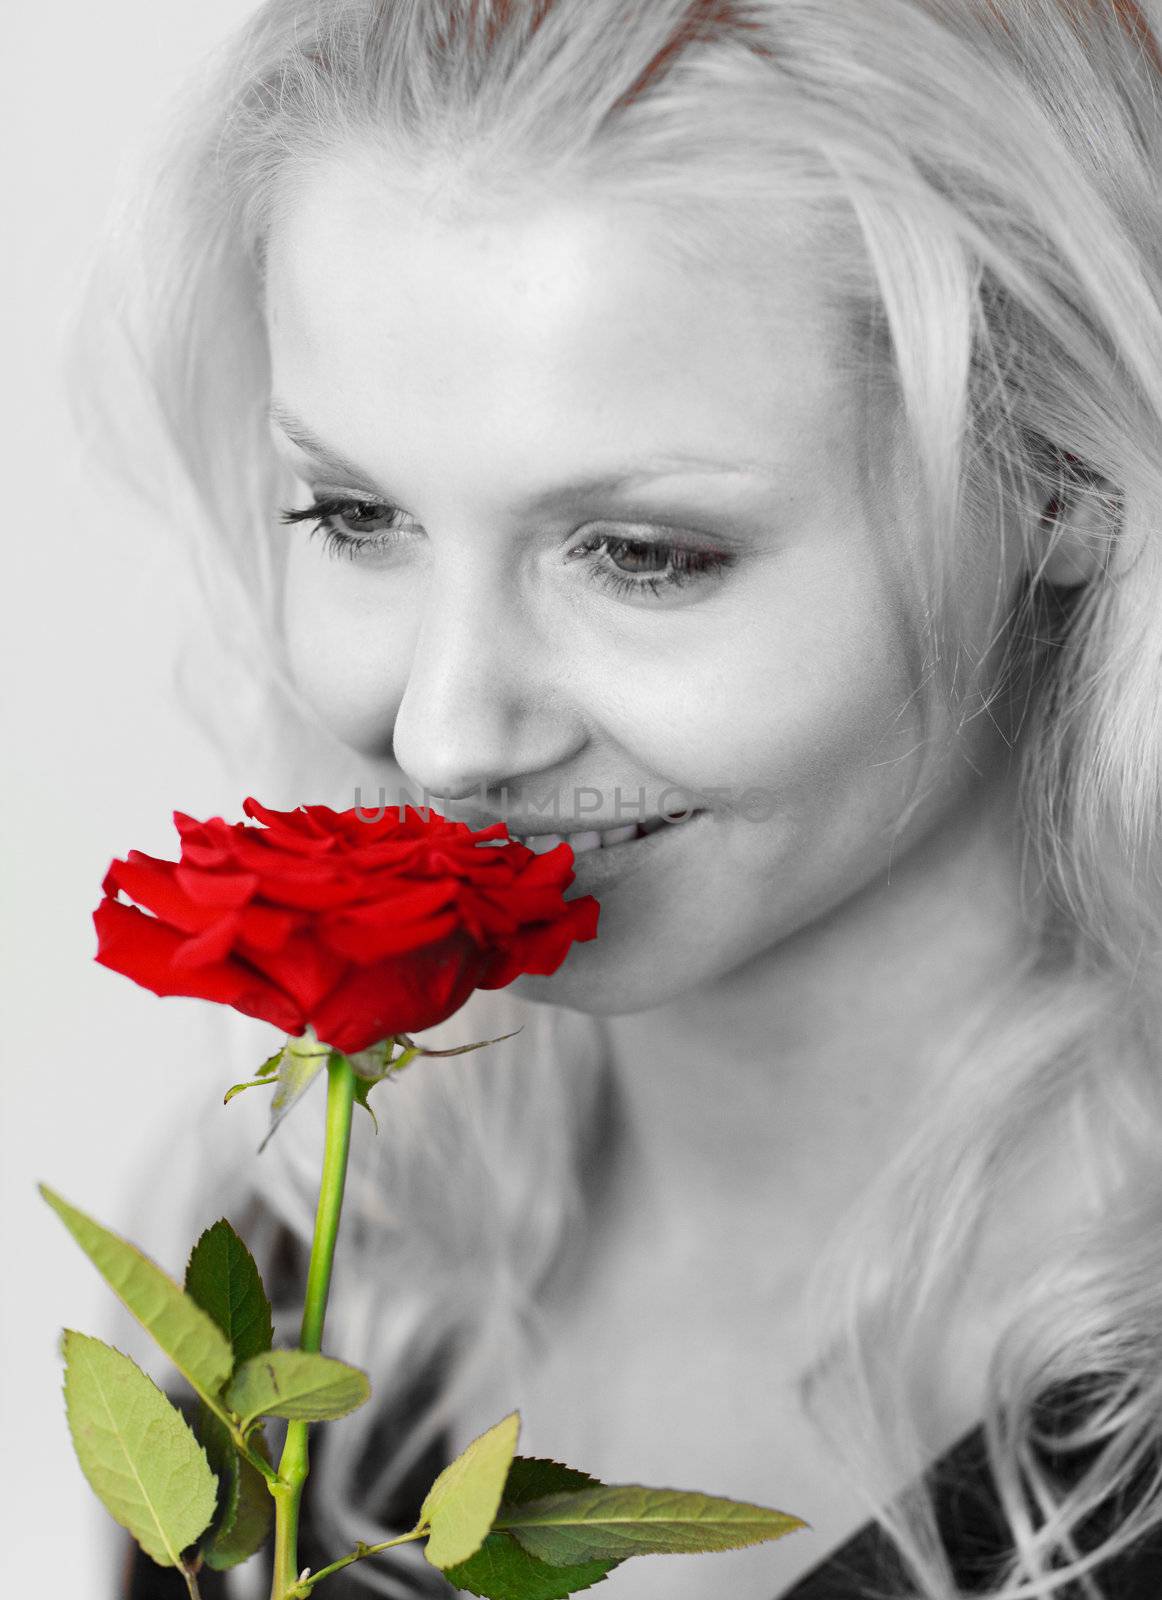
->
[281, 547, 413, 752]
[748, 605, 920, 801]
[279, 530, 925, 811]
[596, 558, 922, 807]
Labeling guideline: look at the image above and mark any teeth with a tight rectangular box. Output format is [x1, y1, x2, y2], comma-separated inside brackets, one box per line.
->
[525, 833, 565, 855]
[522, 822, 642, 855]
[518, 812, 703, 855]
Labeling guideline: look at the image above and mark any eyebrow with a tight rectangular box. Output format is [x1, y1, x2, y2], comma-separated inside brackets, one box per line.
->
[268, 400, 772, 508]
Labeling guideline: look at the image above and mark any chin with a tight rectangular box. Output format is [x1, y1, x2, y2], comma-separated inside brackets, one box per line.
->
[509, 950, 690, 1017]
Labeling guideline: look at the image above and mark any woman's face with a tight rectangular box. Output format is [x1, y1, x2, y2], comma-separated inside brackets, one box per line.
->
[263, 152, 1018, 1014]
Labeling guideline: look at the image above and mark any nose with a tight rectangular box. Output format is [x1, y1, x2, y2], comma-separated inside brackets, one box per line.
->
[390, 564, 585, 804]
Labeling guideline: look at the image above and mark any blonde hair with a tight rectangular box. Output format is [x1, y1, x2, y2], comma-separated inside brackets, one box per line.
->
[69, 3, 1162, 1596]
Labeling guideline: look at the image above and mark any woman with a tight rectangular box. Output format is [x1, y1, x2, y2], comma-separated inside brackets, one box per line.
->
[75, 1, 1162, 1596]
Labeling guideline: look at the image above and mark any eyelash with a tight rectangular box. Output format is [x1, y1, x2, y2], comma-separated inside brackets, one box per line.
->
[277, 495, 735, 599]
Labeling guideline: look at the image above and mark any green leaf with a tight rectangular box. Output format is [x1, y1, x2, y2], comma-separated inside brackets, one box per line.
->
[224, 1349, 370, 1431]
[192, 1408, 240, 1556]
[206, 1443, 273, 1570]
[444, 1459, 621, 1599]
[184, 1219, 274, 1367]
[422, 1411, 522, 1571]
[259, 1034, 333, 1151]
[501, 1458, 604, 1502]
[398, 1028, 524, 1059]
[497, 1483, 808, 1566]
[345, 1037, 398, 1078]
[62, 1330, 218, 1568]
[224, 1077, 277, 1104]
[41, 1186, 233, 1400]
[224, 1043, 292, 1103]
[351, 1069, 385, 1132]
[193, 1405, 273, 1571]
[346, 1040, 424, 1130]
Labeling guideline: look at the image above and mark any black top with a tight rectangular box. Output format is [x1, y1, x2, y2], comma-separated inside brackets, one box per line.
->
[125, 1413, 1162, 1599]
[780, 1418, 1162, 1599]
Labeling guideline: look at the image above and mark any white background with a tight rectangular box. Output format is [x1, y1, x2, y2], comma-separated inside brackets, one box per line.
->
[3, 4, 270, 1593]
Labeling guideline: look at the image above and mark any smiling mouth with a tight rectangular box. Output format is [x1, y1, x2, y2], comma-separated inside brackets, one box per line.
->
[516, 811, 704, 855]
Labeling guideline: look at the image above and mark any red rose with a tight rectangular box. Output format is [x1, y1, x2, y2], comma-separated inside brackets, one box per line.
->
[93, 799, 600, 1054]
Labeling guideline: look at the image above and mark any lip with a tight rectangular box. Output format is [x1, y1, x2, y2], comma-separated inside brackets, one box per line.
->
[512, 815, 672, 847]
[474, 814, 691, 839]
[559, 809, 709, 890]
[450, 799, 710, 836]
[509, 822, 652, 840]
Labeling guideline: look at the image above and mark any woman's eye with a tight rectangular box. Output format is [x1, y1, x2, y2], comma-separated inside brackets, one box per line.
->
[277, 497, 736, 599]
[566, 531, 735, 601]
[277, 495, 413, 560]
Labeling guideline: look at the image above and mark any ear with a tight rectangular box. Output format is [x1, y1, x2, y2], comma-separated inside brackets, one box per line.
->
[1035, 455, 1121, 588]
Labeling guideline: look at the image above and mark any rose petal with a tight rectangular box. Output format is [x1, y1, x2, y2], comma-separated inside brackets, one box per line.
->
[168, 911, 244, 970]
[235, 900, 300, 953]
[97, 800, 602, 1047]
[174, 865, 261, 909]
[310, 936, 481, 1054]
[93, 898, 301, 1034]
[237, 928, 348, 1015]
[104, 854, 223, 934]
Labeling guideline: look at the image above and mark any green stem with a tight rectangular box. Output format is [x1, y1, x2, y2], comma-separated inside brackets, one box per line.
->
[269, 1051, 358, 1600]
[198, 1393, 279, 1484]
[286, 1529, 429, 1596]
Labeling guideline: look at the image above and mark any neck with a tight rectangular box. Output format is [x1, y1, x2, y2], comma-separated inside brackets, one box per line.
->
[595, 765, 1039, 1288]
